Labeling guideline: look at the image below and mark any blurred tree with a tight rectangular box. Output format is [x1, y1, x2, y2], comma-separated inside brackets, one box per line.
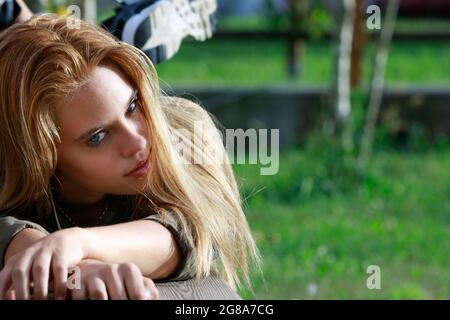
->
[358, 0, 400, 168]
[332, 0, 355, 126]
[286, 0, 308, 79]
[285, 0, 332, 79]
[351, 0, 365, 88]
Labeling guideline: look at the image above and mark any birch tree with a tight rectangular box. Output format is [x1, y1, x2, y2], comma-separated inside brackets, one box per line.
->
[358, 0, 400, 168]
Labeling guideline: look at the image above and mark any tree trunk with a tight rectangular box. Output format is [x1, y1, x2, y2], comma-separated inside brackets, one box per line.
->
[358, 0, 400, 168]
[351, 0, 365, 88]
[333, 0, 356, 124]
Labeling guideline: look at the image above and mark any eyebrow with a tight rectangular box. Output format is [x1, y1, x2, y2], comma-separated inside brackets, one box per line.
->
[75, 89, 138, 142]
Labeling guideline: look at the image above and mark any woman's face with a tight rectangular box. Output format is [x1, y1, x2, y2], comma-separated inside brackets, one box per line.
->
[53, 66, 151, 204]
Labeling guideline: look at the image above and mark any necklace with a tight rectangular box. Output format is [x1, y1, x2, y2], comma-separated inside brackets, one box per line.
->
[54, 201, 109, 228]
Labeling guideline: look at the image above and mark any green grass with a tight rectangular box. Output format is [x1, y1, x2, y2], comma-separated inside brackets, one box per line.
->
[153, 15, 450, 299]
[233, 148, 450, 299]
[156, 39, 450, 86]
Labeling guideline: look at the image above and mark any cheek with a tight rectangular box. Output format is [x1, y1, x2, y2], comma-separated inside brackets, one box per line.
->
[58, 149, 117, 179]
[138, 113, 151, 139]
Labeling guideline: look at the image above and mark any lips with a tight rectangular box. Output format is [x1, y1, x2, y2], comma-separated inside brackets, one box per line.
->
[125, 157, 149, 177]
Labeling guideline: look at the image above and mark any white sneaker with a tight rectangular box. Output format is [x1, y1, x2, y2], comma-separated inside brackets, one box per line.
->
[103, 0, 217, 63]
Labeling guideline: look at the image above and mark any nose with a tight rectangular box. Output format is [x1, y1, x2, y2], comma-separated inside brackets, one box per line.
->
[119, 121, 148, 159]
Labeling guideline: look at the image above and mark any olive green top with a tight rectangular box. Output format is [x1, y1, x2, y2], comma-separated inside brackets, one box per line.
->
[0, 194, 244, 300]
[0, 194, 193, 282]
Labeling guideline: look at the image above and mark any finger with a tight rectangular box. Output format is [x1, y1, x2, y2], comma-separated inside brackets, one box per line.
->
[5, 285, 16, 300]
[119, 263, 147, 300]
[143, 277, 159, 300]
[87, 278, 108, 300]
[70, 283, 87, 300]
[31, 252, 52, 300]
[0, 267, 13, 300]
[105, 265, 127, 300]
[51, 256, 67, 300]
[11, 259, 32, 300]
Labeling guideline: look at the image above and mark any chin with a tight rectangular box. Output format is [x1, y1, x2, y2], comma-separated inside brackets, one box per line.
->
[114, 181, 149, 195]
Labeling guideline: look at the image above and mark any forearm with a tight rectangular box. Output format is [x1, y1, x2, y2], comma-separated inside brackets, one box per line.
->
[3, 219, 181, 280]
[81, 220, 181, 280]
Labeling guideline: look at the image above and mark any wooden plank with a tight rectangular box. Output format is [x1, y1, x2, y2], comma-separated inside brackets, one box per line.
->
[156, 277, 242, 300]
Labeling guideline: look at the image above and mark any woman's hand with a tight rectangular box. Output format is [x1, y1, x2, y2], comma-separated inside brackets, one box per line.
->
[70, 260, 159, 300]
[0, 227, 88, 300]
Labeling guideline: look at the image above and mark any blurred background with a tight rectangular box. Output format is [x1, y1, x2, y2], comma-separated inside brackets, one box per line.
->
[25, 0, 449, 299]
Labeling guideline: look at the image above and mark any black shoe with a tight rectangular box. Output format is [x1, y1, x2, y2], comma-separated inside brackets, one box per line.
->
[0, 0, 22, 30]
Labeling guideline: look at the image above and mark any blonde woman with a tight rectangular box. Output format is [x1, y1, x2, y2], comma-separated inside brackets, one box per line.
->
[0, 14, 262, 300]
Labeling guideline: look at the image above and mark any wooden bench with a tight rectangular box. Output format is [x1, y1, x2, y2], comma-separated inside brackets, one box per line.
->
[155, 277, 242, 300]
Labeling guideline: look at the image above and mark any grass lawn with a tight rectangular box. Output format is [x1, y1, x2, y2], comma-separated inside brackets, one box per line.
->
[155, 39, 450, 86]
[233, 147, 450, 299]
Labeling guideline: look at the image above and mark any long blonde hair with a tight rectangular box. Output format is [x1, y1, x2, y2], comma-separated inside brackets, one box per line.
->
[0, 14, 262, 291]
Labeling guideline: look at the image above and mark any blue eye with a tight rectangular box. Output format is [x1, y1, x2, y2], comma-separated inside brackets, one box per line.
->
[127, 100, 139, 114]
[88, 131, 106, 147]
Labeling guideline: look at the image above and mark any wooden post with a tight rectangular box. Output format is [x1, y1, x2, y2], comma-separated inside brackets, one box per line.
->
[287, 0, 303, 80]
[288, 34, 301, 80]
[351, 0, 366, 88]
